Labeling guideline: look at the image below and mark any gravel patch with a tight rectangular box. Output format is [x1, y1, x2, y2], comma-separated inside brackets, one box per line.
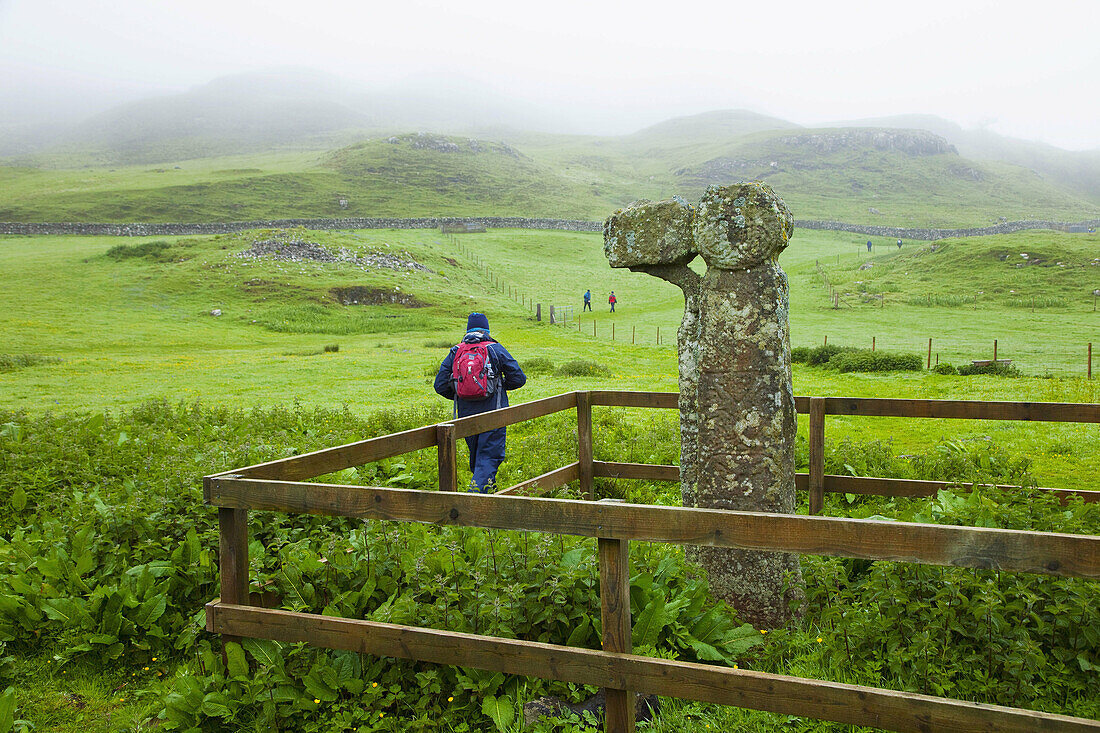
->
[237, 231, 428, 271]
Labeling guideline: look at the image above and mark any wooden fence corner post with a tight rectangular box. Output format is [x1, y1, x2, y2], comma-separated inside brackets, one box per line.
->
[808, 398, 826, 515]
[437, 423, 457, 492]
[577, 392, 594, 501]
[598, 499, 634, 733]
[217, 500, 249, 654]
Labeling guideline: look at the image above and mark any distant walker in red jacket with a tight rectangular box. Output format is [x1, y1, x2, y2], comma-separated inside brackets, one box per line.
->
[608, 291, 617, 313]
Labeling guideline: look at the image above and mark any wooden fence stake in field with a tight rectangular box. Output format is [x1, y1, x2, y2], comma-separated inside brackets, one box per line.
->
[994, 339, 998, 363]
[872, 336, 875, 352]
[536, 303, 541, 321]
[604, 182, 803, 627]
[927, 338, 932, 370]
[1089, 343, 1093, 380]
[632, 325, 635, 344]
[824, 335, 828, 346]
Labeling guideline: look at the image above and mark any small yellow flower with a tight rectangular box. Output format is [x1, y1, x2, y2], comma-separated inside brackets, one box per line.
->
[759, 629, 767, 634]
[733, 664, 739, 669]
[448, 696, 454, 702]
[816, 637, 823, 643]
[143, 666, 149, 671]
[314, 699, 320, 704]
[379, 712, 385, 718]
[152, 657, 157, 661]
[372, 681, 379, 688]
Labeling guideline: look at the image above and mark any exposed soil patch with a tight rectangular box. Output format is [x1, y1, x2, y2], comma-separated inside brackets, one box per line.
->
[237, 230, 429, 272]
[329, 286, 426, 307]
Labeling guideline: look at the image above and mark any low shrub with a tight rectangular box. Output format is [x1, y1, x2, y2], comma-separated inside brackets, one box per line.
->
[933, 363, 959, 375]
[104, 240, 178, 262]
[521, 357, 555, 375]
[323, 344, 339, 353]
[555, 359, 610, 377]
[958, 361, 1022, 377]
[791, 344, 859, 365]
[422, 339, 455, 349]
[825, 350, 923, 373]
[0, 354, 62, 373]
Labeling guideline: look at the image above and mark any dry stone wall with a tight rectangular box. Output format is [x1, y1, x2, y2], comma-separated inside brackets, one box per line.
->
[0, 217, 1096, 239]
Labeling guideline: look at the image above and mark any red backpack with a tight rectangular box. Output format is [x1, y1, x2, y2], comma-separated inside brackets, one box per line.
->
[451, 341, 500, 400]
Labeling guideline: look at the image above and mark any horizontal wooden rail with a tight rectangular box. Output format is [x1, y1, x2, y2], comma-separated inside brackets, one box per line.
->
[497, 462, 579, 495]
[796, 473, 1100, 504]
[588, 391, 1100, 422]
[809, 397, 1100, 423]
[216, 425, 438, 481]
[205, 602, 1100, 733]
[594, 461, 679, 481]
[588, 390, 678, 409]
[204, 479, 1100, 579]
[451, 392, 577, 439]
[593, 461, 1098, 504]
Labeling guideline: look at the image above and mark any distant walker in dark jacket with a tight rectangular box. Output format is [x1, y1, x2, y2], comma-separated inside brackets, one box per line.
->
[434, 313, 527, 492]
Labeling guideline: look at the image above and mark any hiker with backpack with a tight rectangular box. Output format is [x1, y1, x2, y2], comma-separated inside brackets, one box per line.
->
[433, 313, 527, 493]
[608, 291, 617, 312]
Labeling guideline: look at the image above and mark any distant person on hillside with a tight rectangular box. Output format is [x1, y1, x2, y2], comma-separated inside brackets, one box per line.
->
[896, 239, 903, 249]
[434, 313, 526, 493]
[608, 291, 617, 313]
[583, 289, 592, 311]
[866, 240, 873, 252]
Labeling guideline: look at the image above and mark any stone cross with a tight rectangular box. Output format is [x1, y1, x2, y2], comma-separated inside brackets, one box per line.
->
[603, 181, 803, 627]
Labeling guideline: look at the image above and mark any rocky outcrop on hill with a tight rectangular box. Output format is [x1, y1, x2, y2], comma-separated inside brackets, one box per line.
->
[773, 129, 956, 156]
[385, 132, 522, 158]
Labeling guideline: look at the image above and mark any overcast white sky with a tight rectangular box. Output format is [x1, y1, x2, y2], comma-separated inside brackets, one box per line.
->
[1, 0, 1098, 149]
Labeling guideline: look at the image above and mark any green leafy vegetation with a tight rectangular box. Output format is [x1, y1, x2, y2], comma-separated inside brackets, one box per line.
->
[0, 401, 1096, 730]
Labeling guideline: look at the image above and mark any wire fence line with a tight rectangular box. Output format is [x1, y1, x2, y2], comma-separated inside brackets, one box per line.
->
[441, 234, 1094, 378]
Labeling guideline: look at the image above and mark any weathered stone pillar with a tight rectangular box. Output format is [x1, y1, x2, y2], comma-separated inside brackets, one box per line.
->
[603, 182, 803, 628]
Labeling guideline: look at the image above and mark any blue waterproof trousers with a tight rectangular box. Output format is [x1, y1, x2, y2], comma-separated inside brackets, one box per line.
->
[466, 426, 506, 492]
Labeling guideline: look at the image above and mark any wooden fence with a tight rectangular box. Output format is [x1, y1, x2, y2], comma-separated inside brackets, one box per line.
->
[205, 391, 1100, 732]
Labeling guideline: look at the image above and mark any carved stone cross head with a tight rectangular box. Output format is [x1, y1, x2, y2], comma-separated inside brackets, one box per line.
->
[604, 181, 794, 278]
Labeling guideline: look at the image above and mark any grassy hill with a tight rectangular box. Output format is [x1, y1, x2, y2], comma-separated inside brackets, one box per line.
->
[2, 121, 1097, 226]
[818, 230, 1100, 310]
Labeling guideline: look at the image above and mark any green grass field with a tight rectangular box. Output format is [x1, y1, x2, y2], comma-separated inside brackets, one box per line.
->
[2, 225, 1097, 484]
[1, 223, 1099, 731]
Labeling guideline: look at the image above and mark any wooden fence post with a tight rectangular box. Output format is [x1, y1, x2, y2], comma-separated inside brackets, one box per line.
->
[808, 399, 825, 515]
[993, 339, 998, 363]
[598, 500, 634, 732]
[218, 503, 249, 652]
[593, 320, 597, 337]
[824, 335, 828, 346]
[536, 303, 541, 321]
[927, 338, 932, 370]
[1089, 343, 1093, 380]
[436, 424, 457, 492]
[577, 392, 594, 501]
[872, 336, 875, 352]
[632, 326, 635, 345]
[656, 326, 660, 345]
[612, 323, 615, 341]
[549, 305, 556, 325]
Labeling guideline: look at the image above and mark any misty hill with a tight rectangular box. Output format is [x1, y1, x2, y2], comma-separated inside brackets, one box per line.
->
[4, 68, 1098, 212]
[2, 121, 1096, 226]
[40, 69, 373, 164]
[843, 114, 1100, 204]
